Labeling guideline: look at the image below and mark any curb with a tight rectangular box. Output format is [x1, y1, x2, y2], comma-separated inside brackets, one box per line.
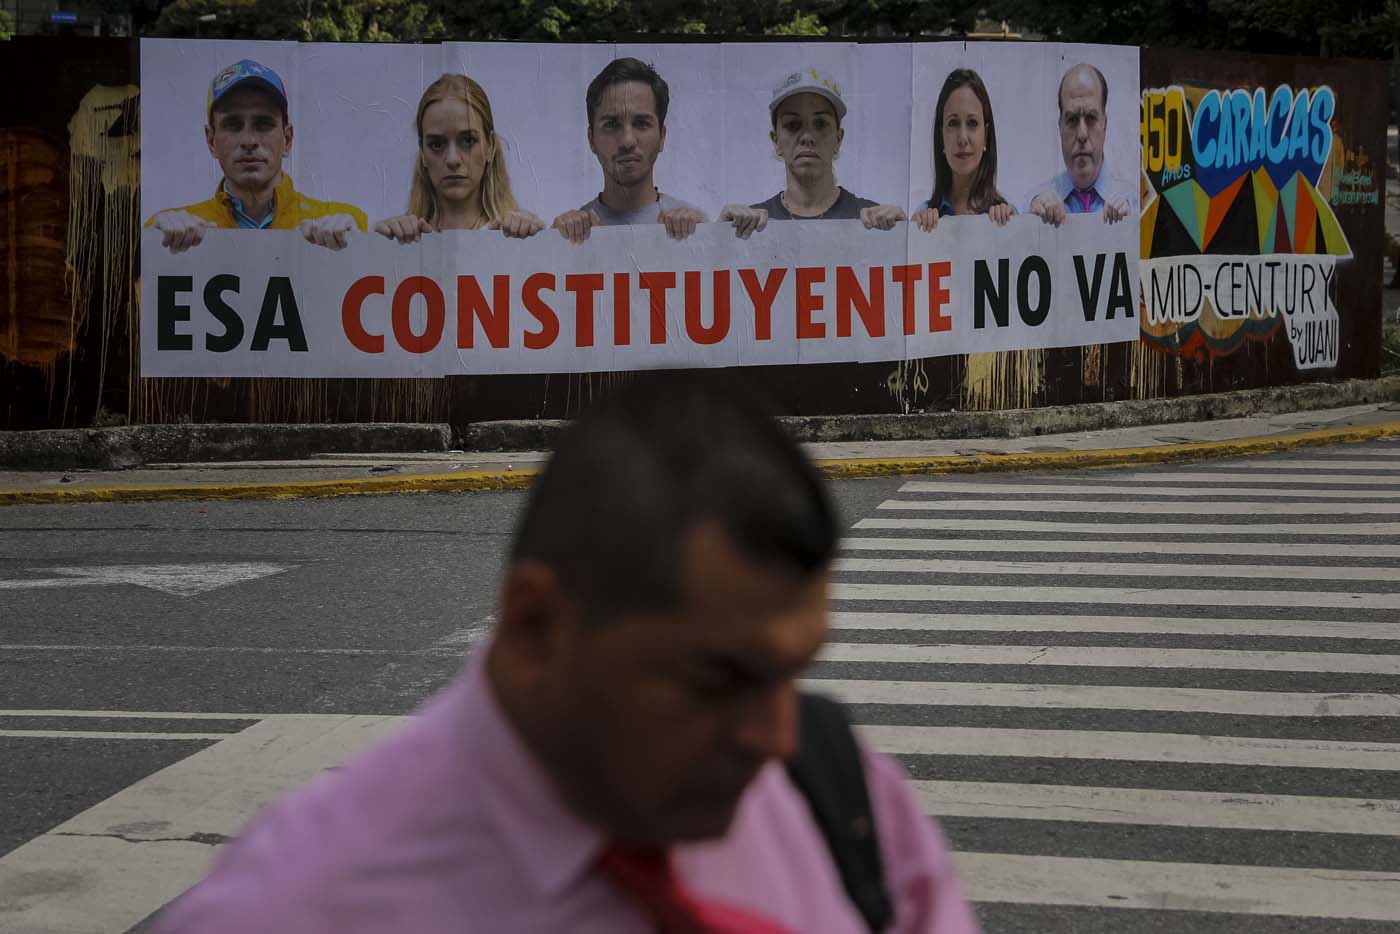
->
[4, 377, 1398, 471]
[462, 376, 1400, 450]
[3, 421, 1397, 506]
[0, 423, 453, 472]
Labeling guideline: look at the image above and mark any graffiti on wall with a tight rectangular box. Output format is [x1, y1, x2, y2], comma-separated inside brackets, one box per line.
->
[1138, 84, 1351, 371]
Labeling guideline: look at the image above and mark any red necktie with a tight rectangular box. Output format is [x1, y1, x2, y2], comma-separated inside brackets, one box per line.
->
[1071, 188, 1097, 213]
[598, 844, 792, 934]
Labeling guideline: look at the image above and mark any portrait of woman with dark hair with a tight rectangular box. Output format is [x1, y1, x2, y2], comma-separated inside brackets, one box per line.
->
[912, 67, 1015, 233]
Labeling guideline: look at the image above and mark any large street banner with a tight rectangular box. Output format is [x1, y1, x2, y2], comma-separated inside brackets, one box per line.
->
[139, 39, 1141, 378]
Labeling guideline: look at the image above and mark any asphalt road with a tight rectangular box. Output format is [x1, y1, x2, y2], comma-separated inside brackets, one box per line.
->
[2, 444, 1398, 933]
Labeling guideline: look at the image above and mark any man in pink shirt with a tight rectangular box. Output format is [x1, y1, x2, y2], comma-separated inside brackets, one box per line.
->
[155, 375, 979, 933]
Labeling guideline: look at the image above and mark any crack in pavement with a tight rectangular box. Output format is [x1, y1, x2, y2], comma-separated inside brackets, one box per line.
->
[52, 830, 230, 846]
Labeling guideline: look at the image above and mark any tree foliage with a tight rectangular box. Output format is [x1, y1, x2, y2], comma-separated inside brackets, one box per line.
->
[0, 9, 14, 40]
[154, 0, 447, 41]
[983, 0, 1394, 58]
[432, 0, 833, 40]
[149, 0, 1396, 58]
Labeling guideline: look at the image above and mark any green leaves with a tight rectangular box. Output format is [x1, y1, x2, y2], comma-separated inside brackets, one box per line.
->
[983, 0, 1393, 56]
[154, 0, 446, 42]
[148, 0, 1395, 56]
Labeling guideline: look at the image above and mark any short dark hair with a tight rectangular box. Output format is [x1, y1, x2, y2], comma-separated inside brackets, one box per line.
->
[510, 372, 837, 623]
[1057, 63, 1108, 115]
[585, 57, 670, 128]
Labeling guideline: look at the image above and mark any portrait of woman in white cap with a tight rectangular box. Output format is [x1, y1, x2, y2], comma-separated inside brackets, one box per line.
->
[719, 69, 905, 238]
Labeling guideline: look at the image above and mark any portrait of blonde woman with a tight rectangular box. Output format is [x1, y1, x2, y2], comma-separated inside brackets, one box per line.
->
[375, 74, 545, 243]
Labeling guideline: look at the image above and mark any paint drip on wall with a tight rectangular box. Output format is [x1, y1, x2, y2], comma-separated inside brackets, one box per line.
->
[66, 84, 140, 412]
[962, 349, 1045, 411]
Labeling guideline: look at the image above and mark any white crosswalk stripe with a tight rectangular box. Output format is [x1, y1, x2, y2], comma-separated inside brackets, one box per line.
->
[1303, 450, 1400, 457]
[834, 556, 1400, 583]
[879, 498, 1400, 515]
[954, 853, 1400, 921]
[898, 480, 1400, 498]
[1135, 459, 1400, 470]
[856, 516, 1400, 535]
[829, 610, 1400, 640]
[832, 581, 1400, 610]
[841, 536, 1400, 558]
[820, 642, 1400, 674]
[909, 780, 1400, 835]
[818, 446, 1400, 927]
[806, 677, 1400, 716]
[1112, 471, 1400, 484]
[860, 725, 1400, 770]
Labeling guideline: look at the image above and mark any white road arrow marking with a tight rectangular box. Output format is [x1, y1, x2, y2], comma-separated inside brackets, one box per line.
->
[0, 563, 291, 596]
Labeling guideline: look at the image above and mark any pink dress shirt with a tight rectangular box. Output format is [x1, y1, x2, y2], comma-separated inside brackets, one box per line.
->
[156, 650, 979, 933]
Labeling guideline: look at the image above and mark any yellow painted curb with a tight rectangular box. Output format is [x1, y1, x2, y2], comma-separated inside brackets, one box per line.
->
[2, 420, 1397, 506]
[0, 468, 539, 506]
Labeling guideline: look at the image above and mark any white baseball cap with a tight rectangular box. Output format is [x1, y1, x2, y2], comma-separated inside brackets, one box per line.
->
[769, 69, 847, 121]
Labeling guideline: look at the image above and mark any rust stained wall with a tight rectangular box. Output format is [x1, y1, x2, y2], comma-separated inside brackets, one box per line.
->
[0, 129, 68, 367]
[0, 37, 134, 430]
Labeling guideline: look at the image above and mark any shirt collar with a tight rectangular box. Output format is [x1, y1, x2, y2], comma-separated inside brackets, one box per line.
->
[454, 642, 605, 898]
[1054, 158, 1112, 200]
[216, 173, 296, 226]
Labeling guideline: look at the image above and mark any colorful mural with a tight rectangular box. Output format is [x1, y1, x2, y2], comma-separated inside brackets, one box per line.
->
[1139, 84, 1351, 370]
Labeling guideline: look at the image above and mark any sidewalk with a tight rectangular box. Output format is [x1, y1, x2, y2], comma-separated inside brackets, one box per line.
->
[3, 401, 1397, 505]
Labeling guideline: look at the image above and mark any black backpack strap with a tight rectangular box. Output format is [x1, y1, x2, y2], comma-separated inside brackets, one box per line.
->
[786, 692, 894, 933]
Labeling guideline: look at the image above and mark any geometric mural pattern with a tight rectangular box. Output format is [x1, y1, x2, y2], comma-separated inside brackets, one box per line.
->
[1144, 168, 1350, 258]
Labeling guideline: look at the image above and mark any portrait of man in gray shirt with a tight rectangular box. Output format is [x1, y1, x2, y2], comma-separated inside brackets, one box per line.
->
[551, 57, 707, 243]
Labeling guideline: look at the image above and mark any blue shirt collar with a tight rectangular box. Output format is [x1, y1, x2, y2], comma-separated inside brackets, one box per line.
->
[222, 181, 275, 229]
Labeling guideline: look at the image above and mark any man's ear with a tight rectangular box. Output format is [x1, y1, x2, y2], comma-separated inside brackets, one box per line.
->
[492, 560, 577, 682]
[657, 122, 666, 155]
[587, 123, 596, 156]
[283, 122, 294, 157]
[205, 124, 216, 158]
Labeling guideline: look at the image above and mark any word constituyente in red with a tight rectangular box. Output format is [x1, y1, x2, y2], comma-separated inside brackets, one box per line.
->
[341, 264, 954, 355]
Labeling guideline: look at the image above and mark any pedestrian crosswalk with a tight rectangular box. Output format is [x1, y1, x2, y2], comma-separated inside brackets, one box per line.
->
[809, 441, 1400, 930]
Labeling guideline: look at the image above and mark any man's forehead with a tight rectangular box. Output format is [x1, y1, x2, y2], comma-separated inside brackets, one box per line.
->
[594, 81, 658, 117]
[674, 584, 826, 660]
[1062, 98, 1103, 114]
[675, 524, 827, 638]
[212, 88, 284, 119]
[1060, 71, 1105, 110]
